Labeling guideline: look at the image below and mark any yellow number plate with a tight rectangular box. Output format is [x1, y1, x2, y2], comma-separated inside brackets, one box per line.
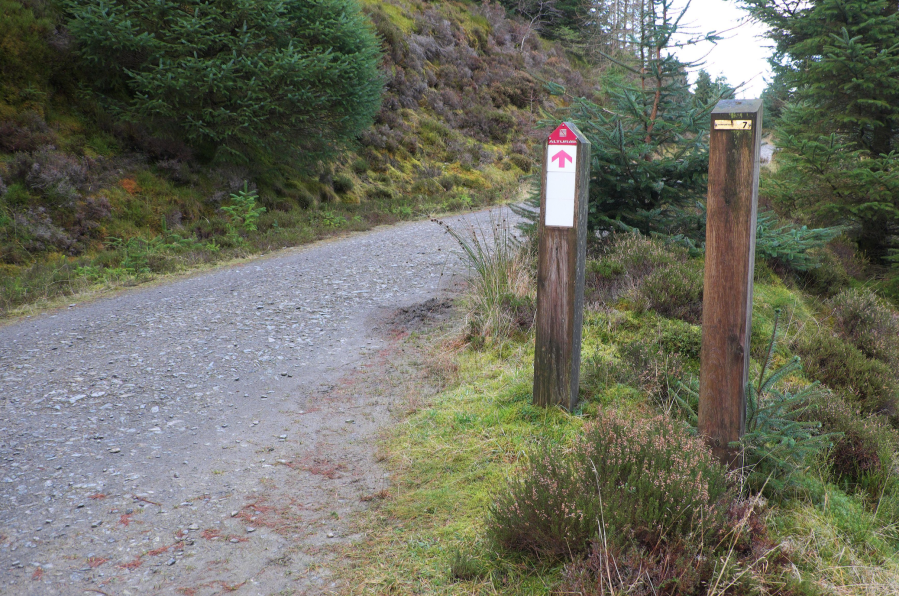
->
[714, 119, 753, 130]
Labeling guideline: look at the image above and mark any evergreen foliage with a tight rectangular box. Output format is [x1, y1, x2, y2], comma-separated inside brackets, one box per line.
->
[693, 69, 735, 109]
[754, 211, 845, 272]
[62, 0, 383, 164]
[0, 0, 67, 110]
[762, 102, 899, 262]
[692, 69, 714, 108]
[740, 0, 899, 261]
[676, 310, 836, 493]
[545, 0, 723, 235]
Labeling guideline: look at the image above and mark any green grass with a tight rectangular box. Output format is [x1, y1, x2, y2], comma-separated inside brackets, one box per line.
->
[343, 342, 584, 594]
[341, 239, 899, 594]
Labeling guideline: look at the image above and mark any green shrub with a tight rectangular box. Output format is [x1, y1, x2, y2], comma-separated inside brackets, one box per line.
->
[585, 233, 684, 304]
[222, 183, 266, 234]
[586, 259, 624, 277]
[332, 174, 354, 194]
[506, 153, 532, 173]
[487, 411, 727, 560]
[754, 210, 844, 272]
[633, 258, 704, 324]
[800, 246, 852, 296]
[795, 330, 899, 416]
[448, 548, 487, 582]
[875, 486, 899, 525]
[827, 288, 899, 365]
[584, 327, 689, 405]
[811, 394, 898, 504]
[0, 0, 63, 109]
[350, 157, 369, 174]
[64, 0, 383, 164]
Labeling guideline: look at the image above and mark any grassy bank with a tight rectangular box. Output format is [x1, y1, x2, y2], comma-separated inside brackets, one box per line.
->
[342, 225, 899, 595]
[0, 171, 523, 318]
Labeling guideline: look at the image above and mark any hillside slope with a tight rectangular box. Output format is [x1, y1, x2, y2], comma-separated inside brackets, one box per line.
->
[0, 0, 598, 315]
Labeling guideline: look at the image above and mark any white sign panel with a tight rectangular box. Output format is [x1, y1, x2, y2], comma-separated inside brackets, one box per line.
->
[545, 145, 577, 227]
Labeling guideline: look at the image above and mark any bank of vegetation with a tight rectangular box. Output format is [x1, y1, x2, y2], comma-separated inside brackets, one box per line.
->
[0, 0, 596, 316]
[338, 0, 899, 594]
[347, 220, 899, 594]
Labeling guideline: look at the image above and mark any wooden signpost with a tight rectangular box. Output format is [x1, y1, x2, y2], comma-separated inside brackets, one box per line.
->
[533, 122, 591, 410]
[698, 99, 763, 467]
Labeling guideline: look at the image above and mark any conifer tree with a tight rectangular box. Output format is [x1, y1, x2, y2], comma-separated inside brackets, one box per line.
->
[692, 69, 714, 108]
[64, 0, 383, 165]
[549, 0, 723, 234]
[741, 0, 899, 260]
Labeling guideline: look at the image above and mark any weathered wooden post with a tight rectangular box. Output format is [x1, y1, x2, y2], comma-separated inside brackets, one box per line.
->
[533, 122, 591, 410]
[698, 99, 763, 467]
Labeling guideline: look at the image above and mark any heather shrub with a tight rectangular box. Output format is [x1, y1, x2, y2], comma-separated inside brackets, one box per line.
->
[460, 106, 516, 143]
[488, 443, 599, 559]
[633, 258, 704, 324]
[576, 412, 727, 541]
[811, 394, 899, 504]
[9, 147, 90, 205]
[559, 536, 715, 596]
[583, 233, 704, 321]
[558, 497, 793, 596]
[794, 330, 899, 416]
[72, 196, 111, 241]
[585, 233, 684, 305]
[827, 288, 899, 365]
[9, 207, 75, 254]
[0, 111, 56, 153]
[488, 411, 727, 560]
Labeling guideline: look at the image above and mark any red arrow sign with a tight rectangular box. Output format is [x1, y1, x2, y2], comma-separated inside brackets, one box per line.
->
[551, 150, 573, 168]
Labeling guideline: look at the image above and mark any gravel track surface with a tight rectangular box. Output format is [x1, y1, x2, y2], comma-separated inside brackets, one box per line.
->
[0, 208, 507, 595]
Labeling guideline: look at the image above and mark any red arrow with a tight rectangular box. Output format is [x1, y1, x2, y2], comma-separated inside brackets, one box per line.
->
[551, 150, 573, 168]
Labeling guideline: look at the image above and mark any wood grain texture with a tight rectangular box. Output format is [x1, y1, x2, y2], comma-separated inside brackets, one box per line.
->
[533, 123, 590, 410]
[699, 100, 762, 467]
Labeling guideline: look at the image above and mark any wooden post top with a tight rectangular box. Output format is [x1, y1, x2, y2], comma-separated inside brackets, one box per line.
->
[711, 99, 763, 116]
[547, 121, 590, 145]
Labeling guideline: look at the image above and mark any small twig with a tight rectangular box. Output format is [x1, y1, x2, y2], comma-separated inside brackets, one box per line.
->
[84, 590, 112, 596]
[131, 494, 162, 507]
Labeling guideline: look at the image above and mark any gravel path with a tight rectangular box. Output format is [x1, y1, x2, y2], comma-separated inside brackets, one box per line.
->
[0, 208, 509, 595]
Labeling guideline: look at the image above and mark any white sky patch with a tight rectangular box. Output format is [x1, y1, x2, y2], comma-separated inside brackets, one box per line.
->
[670, 0, 773, 99]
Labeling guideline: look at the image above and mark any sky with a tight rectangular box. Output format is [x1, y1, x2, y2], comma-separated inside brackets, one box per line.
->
[671, 0, 773, 99]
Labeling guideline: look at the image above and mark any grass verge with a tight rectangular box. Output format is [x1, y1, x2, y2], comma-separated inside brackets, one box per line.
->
[339, 232, 899, 595]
